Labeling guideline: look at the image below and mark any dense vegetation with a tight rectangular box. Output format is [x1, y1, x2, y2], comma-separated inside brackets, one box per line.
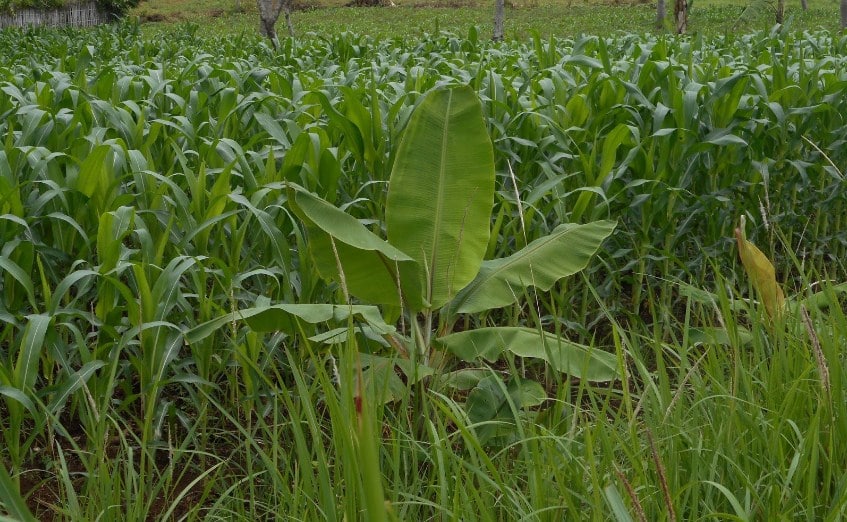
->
[0, 21, 846, 520]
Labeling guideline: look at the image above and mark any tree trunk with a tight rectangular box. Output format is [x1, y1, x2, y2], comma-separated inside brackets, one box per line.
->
[256, 0, 293, 49]
[493, 0, 505, 41]
[673, 0, 687, 34]
[800, 0, 807, 10]
[842, 0, 846, 29]
[656, 0, 666, 29]
[776, 0, 784, 24]
[283, 0, 294, 36]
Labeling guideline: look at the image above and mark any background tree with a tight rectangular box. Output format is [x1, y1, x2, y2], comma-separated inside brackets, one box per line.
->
[842, 0, 846, 28]
[776, 0, 784, 23]
[493, 0, 505, 41]
[257, 0, 294, 48]
[674, 0, 687, 33]
[656, 0, 666, 29]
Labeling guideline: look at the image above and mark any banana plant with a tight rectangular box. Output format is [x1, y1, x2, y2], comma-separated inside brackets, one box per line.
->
[286, 85, 620, 402]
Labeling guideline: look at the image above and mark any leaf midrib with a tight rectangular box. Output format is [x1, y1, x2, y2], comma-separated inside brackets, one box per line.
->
[428, 89, 452, 304]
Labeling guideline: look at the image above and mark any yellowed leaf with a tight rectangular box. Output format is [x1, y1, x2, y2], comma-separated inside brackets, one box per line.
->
[735, 227, 785, 318]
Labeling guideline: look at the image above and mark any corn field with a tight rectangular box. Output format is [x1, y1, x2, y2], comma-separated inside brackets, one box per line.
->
[1, 21, 846, 521]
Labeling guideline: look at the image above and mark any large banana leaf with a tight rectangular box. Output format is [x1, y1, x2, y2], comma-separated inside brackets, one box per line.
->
[386, 85, 495, 311]
[446, 221, 616, 315]
[438, 327, 619, 381]
[185, 303, 394, 344]
[290, 187, 422, 307]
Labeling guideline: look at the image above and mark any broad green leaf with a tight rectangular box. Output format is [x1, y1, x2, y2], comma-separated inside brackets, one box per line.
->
[254, 111, 291, 147]
[317, 148, 342, 203]
[447, 221, 616, 315]
[391, 356, 435, 384]
[506, 378, 547, 408]
[465, 375, 508, 425]
[358, 353, 432, 404]
[291, 188, 421, 306]
[75, 144, 113, 212]
[185, 304, 394, 344]
[131, 264, 155, 325]
[465, 375, 546, 445]
[438, 368, 489, 390]
[386, 85, 495, 310]
[309, 326, 391, 347]
[735, 227, 784, 318]
[439, 327, 619, 381]
[341, 86, 379, 169]
[315, 92, 366, 165]
[294, 190, 410, 259]
[14, 314, 52, 392]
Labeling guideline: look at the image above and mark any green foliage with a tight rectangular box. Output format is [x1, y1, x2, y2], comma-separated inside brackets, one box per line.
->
[438, 327, 618, 381]
[447, 221, 618, 314]
[289, 85, 617, 399]
[0, 22, 845, 521]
